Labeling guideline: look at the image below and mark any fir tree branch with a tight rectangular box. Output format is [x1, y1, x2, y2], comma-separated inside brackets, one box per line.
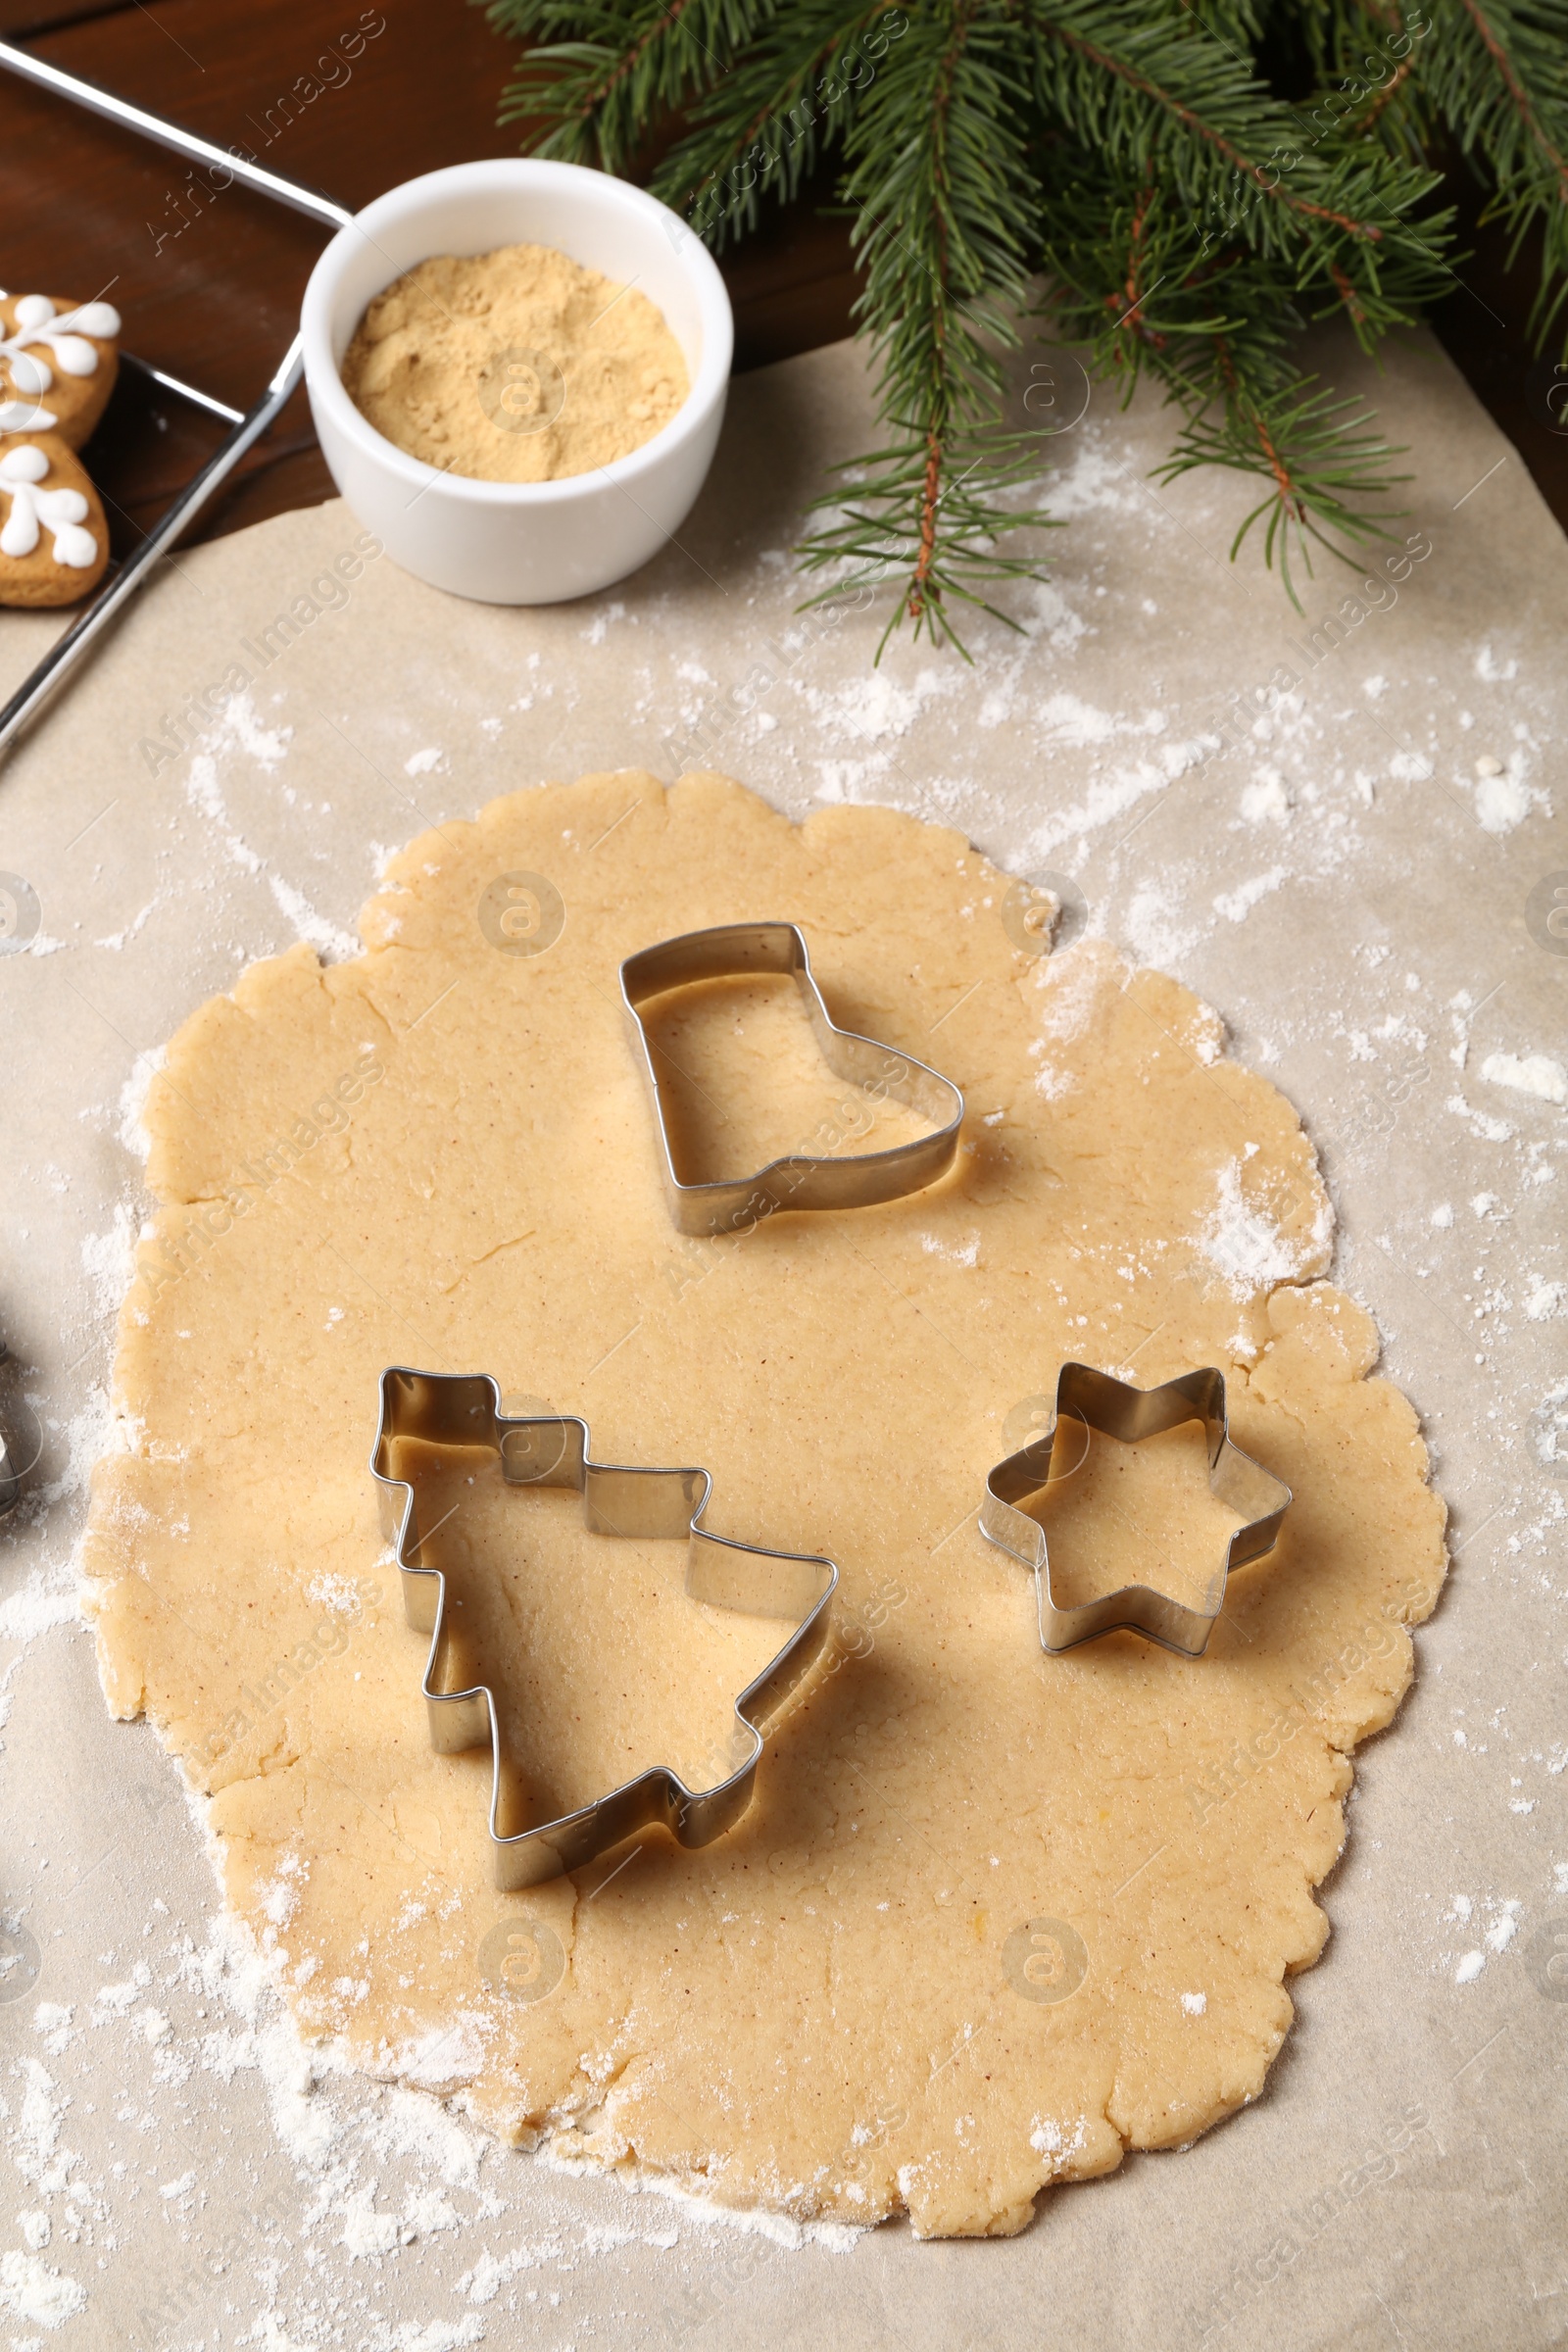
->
[481, 0, 1533, 650]
[795, 1, 1049, 644]
[1040, 145, 1428, 588]
[797, 429, 1059, 656]
[486, 0, 767, 172]
[1030, 5, 1450, 354]
[1034, 4, 1385, 237]
[1414, 0, 1568, 343]
[649, 0, 897, 241]
[1457, 0, 1567, 178]
[1358, 51, 1419, 136]
[1296, 0, 1435, 158]
[1152, 375, 1410, 605]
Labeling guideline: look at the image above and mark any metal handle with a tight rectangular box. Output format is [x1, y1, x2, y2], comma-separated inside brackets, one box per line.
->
[119, 350, 244, 427]
[0, 40, 357, 761]
[0, 39, 353, 230]
[0, 336, 305, 757]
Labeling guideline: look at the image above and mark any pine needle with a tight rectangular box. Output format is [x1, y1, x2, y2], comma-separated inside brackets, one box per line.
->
[481, 0, 1564, 651]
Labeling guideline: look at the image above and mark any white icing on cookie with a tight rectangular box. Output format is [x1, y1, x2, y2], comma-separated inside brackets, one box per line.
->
[0, 397, 58, 434]
[0, 296, 122, 399]
[0, 443, 98, 566]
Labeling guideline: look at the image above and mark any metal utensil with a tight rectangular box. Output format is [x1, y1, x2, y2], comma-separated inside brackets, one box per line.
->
[981, 1361, 1293, 1656]
[371, 1368, 838, 1888]
[0, 39, 354, 762]
[621, 921, 966, 1236]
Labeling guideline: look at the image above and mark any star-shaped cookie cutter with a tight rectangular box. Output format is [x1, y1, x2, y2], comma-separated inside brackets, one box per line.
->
[620, 921, 964, 1236]
[980, 1363, 1291, 1657]
[371, 1368, 838, 1887]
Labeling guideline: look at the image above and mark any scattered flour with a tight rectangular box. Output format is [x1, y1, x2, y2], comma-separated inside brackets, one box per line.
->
[1024, 735, 1204, 862]
[580, 601, 628, 646]
[0, 2248, 86, 2330]
[1025, 2115, 1089, 2175]
[1443, 1894, 1523, 1987]
[1239, 773, 1292, 824]
[179, 694, 357, 960]
[1474, 772, 1531, 831]
[1481, 1052, 1566, 1106]
[359, 2322, 484, 2352]
[799, 665, 952, 745]
[1041, 436, 1145, 518]
[267, 872, 358, 964]
[1037, 692, 1161, 749]
[79, 1205, 137, 1322]
[95, 892, 160, 952]
[1194, 1161, 1328, 1298]
[920, 1231, 980, 1266]
[1123, 881, 1205, 971]
[1213, 866, 1288, 924]
[117, 1046, 165, 1162]
[1485, 1907, 1521, 1953]
[220, 693, 292, 770]
[1447, 1092, 1514, 1144]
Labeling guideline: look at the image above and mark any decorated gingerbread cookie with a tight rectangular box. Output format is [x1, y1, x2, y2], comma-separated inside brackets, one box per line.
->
[0, 433, 109, 607]
[0, 292, 121, 447]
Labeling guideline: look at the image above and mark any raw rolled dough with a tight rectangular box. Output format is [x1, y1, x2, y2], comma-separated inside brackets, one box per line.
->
[85, 771, 1446, 2238]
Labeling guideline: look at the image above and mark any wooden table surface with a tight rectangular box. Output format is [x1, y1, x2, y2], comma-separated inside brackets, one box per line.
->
[3, 0, 1565, 565]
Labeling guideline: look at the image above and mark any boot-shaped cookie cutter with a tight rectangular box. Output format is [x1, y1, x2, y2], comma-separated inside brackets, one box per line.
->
[371, 1367, 838, 1888]
[621, 921, 964, 1236]
[981, 1363, 1291, 1657]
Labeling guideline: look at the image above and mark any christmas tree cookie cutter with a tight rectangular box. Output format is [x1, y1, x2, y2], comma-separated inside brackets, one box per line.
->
[371, 1367, 838, 1888]
[980, 1362, 1291, 1658]
[620, 921, 965, 1237]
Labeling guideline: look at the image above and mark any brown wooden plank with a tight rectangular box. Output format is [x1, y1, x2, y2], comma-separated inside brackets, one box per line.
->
[0, 0, 135, 36]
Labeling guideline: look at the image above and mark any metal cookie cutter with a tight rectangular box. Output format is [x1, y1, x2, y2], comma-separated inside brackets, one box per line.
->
[370, 1367, 838, 1888]
[980, 1363, 1291, 1657]
[620, 921, 964, 1237]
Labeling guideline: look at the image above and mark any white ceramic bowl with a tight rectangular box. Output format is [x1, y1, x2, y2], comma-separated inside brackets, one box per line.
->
[301, 159, 732, 606]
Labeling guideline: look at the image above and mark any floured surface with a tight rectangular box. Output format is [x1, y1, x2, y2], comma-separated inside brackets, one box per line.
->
[82, 770, 1444, 2237]
[2, 312, 1563, 2344]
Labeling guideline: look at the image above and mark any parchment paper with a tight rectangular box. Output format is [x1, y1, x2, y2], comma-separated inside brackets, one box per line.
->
[1, 320, 1564, 2349]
